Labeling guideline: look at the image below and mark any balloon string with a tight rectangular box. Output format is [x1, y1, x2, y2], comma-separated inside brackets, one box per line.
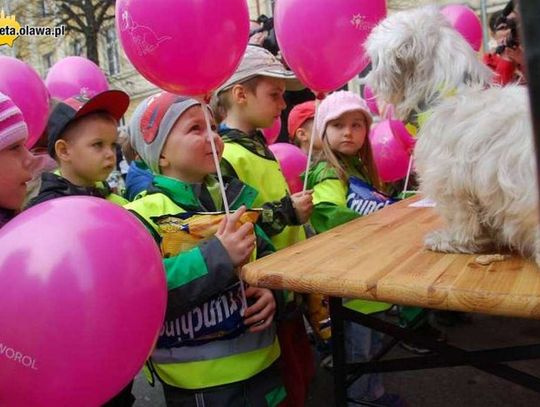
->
[402, 153, 414, 197]
[303, 92, 326, 192]
[202, 101, 230, 215]
[201, 100, 247, 310]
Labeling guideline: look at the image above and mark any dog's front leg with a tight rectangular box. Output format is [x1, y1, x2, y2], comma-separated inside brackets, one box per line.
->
[424, 199, 493, 254]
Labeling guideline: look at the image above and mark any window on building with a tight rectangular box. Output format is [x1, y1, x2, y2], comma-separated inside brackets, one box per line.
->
[73, 39, 84, 56]
[42, 52, 54, 74]
[41, 0, 50, 17]
[105, 28, 120, 76]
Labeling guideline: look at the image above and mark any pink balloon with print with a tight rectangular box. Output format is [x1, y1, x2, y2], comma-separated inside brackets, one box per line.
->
[0, 197, 167, 407]
[46, 56, 109, 100]
[275, 0, 386, 93]
[115, 0, 249, 96]
[369, 119, 415, 182]
[0, 56, 49, 149]
[441, 4, 483, 52]
[262, 116, 282, 145]
[270, 143, 308, 194]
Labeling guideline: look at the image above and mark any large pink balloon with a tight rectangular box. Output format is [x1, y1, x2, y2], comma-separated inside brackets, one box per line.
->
[116, 0, 249, 96]
[441, 4, 483, 52]
[369, 120, 415, 182]
[0, 56, 49, 149]
[270, 143, 308, 194]
[0, 197, 167, 407]
[45, 56, 109, 101]
[275, 0, 386, 93]
[262, 116, 282, 145]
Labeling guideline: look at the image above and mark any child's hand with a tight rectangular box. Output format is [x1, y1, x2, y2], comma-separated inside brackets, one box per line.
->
[243, 286, 276, 333]
[291, 190, 314, 224]
[215, 206, 256, 267]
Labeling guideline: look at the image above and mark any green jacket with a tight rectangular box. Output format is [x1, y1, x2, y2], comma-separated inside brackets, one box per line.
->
[125, 174, 282, 390]
[306, 158, 391, 315]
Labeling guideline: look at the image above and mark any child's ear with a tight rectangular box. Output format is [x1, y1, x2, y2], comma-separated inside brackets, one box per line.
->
[296, 128, 307, 143]
[54, 140, 70, 161]
[231, 84, 248, 105]
[159, 155, 169, 170]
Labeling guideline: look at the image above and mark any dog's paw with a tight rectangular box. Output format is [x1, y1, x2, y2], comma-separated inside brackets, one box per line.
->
[424, 229, 477, 253]
[424, 230, 458, 253]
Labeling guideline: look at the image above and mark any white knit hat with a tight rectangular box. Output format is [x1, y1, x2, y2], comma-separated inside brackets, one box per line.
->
[0, 92, 28, 151]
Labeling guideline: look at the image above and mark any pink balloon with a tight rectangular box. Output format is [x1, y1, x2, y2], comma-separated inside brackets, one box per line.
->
[369, 119, 415, 182]
[45, 56, 109, 101]
[262, 116, 282, 145]
[116, 0, 249, 96]
[441, 4, 483, 52]
[269, 143, 308, 194]
[275, 0, 386, 93]
[363, 85, 380, 116]
[0, 197, 167, 407]
[0, 56, 49, 149]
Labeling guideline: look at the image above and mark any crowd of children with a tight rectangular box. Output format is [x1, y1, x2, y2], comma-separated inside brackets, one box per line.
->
[0, 39, 412, 405]
[7, 13, 524, 400]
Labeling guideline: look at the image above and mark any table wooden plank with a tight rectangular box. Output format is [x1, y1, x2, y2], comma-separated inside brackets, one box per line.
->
[241, 196, 540, 319]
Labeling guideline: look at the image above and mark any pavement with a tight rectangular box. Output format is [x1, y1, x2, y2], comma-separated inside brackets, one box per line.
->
[132, 313, 540, 406]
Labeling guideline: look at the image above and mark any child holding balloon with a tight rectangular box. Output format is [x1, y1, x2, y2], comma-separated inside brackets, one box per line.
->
[0, 92, 35, 229]
[125, 92, 285, 407]
[215, 44, 317, 407]
[306, 91, 405, 407]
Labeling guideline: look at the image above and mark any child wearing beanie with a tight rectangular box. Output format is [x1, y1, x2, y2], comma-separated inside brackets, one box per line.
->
[0, 92, 35, 228]
[125, 91, 285, 407]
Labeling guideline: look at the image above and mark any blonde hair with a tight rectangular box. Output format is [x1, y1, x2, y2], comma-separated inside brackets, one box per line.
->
[213, 76, 265, 121]
[314, 116, 383, 191]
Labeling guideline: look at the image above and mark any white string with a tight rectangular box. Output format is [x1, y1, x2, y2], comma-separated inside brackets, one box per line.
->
[202, 101, 230, 214]
[302, 96, 323, 192]
[402, 153, 414, 197]
[201, 100, 247, 310]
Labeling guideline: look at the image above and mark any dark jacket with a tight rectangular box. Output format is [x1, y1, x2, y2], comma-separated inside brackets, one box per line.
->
[26, 172, 112, 208]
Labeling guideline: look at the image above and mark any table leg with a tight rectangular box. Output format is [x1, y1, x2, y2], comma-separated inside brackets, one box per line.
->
[329, 296, 347, 407]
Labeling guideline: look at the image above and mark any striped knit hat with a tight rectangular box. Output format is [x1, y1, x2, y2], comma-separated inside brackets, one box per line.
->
[0, 92, 27, 151]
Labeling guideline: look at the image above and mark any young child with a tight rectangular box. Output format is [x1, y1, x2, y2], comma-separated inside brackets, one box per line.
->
[287, 100, 320, 155]
[0, 92, 35, 228]
[215, 44, 316, 406]
[25, 90, 132, 406]
[124, 92, 285, 407]
[27, 90, 129, 208]
[306, 91, 405, 407]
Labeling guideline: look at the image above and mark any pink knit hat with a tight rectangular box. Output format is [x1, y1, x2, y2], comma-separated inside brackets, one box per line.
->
[0, 92, 28, 151]
[315, 91, 373, 139]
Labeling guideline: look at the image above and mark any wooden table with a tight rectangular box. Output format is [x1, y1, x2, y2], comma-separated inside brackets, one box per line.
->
[241, 196, 540, 406]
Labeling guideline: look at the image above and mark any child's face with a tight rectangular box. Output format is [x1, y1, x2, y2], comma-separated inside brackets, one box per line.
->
[159, 105, 223, 183]
[325, 111, 368, 156]
[60, 115, 118, 186]
[244, 77, 286, 129]
[296, 119, 322, 153]
[0, 139, 35, 210]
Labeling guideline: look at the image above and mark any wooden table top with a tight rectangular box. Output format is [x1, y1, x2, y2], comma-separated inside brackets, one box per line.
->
[241, 196, 540, 319]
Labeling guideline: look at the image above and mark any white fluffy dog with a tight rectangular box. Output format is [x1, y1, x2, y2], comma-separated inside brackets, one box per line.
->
[365, 7, 539, 265]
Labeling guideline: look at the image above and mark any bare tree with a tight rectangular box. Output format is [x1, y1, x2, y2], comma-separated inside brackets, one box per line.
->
[51, 0, 115, 65]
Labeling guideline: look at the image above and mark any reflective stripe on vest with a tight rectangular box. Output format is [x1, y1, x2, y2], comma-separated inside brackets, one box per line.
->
[150, 337, 281, 390]
[223, 143, 306, 250]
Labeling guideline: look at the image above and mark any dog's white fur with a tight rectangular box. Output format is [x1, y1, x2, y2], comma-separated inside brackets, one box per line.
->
[365, 7, 540, 264]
